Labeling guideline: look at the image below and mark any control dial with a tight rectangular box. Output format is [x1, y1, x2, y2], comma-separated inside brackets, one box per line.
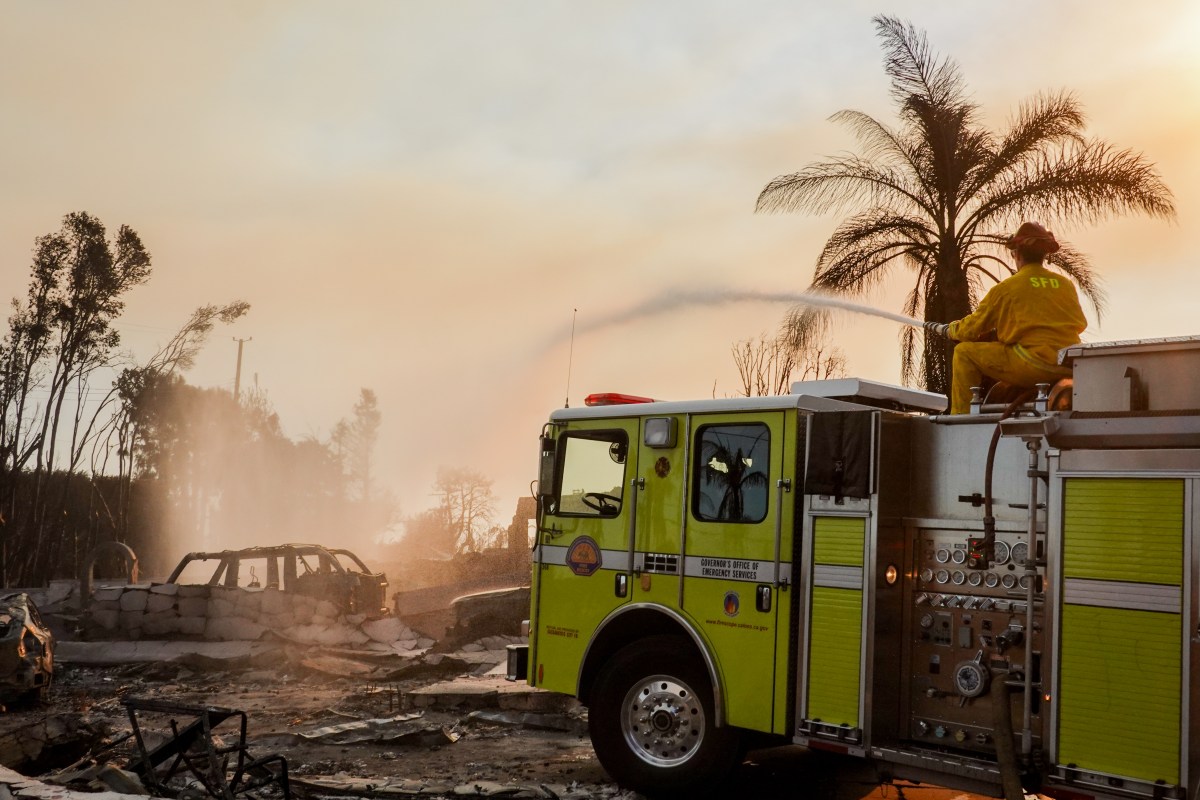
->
[953, 660, 990, 699]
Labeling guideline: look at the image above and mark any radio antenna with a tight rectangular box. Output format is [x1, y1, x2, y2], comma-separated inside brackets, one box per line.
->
[565, 308, 577, 408]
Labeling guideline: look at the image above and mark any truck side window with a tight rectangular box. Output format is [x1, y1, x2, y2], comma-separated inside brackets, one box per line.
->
[693, 423, 769, 523]
[556, 430, 628, 517]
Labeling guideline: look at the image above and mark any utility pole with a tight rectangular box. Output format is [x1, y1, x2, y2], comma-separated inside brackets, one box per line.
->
[233, 337, 252, 401]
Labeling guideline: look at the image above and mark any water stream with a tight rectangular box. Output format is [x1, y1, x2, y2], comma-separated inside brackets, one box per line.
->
[570, 288, 924, 339]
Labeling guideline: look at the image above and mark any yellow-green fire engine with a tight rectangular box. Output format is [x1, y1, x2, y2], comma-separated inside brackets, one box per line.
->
[507, 336, 1200, 800]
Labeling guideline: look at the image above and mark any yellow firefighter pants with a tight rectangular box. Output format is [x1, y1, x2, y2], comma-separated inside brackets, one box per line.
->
[951, 342, 1072, 414]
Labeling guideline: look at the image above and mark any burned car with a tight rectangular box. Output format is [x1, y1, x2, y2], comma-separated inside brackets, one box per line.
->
[0, 592, 54, 704]
[166, 544, 388, 616]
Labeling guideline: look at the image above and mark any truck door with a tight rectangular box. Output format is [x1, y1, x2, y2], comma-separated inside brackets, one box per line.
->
[676, 411, 797, 734]
[1055, 476, 1187, 791]
[531, 420, 640, 696]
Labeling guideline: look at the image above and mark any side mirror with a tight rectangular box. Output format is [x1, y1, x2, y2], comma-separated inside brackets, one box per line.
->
[537, 435, 557, 502]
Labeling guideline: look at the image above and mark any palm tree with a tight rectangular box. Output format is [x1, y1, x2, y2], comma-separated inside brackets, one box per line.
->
[756, 15, 1175, 394]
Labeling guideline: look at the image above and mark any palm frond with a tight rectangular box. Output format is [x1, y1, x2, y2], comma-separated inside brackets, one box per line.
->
[965, 91, 1086, 200]
[972, 140, 1175, 230]
[779, 306, 830, 358]
[756, 155, 929, 217]
[1046, 245, 1108, 321]
[873, 15, 967, 110]
[828, 109, 914, 166]
[961, 252, 1006, 285]
[812, 212, 935, 293]
[900, 284, 924, 385]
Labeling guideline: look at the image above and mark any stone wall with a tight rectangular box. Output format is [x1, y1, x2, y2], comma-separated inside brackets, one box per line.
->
[8, 580, 81, 614]
[86, 583, 433, 651]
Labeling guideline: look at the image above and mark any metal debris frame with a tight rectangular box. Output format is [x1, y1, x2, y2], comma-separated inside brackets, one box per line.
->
[123, 697, 291, 800]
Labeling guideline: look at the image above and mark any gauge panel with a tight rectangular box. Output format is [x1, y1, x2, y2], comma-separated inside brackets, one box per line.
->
[910, 528, 1046, 759]
[917, 531, 1043, 603]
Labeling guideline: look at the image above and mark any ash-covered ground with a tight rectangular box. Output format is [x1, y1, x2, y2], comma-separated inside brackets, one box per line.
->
[3, 640, 620, 799]
[0, 635, 942, 800]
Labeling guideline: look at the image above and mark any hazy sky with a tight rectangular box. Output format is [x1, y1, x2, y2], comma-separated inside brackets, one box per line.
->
[3, 1, 1198, 527]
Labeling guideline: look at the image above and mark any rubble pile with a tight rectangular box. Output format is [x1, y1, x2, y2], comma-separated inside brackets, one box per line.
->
[86, 584, 436, 651]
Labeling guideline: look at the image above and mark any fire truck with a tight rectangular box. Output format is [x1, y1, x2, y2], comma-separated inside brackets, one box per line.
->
[507, 335, 1200, 799]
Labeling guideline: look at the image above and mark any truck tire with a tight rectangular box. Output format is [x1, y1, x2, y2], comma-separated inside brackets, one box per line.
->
[589, 638, 740, 798]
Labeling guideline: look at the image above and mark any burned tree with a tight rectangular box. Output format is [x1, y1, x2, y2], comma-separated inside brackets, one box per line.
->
[1, 212, 151, 584]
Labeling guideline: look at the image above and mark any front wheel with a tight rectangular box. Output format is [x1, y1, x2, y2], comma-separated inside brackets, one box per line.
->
[589, 638, 740, 798]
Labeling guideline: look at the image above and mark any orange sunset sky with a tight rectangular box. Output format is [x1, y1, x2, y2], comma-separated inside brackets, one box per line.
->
[2, 1, 1198, 527]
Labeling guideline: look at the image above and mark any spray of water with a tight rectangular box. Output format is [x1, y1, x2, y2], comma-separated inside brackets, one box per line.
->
[567, 287, 924, 340]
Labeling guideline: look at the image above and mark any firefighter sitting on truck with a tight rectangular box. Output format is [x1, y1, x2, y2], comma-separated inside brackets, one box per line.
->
[925, 222, 1087, 414]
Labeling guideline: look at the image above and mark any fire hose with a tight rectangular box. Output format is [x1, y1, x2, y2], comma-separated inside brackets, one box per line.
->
[982, 393, 1036, 800]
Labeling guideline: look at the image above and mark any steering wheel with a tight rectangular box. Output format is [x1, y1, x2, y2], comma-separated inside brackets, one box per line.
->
[582, 492, 621, 514]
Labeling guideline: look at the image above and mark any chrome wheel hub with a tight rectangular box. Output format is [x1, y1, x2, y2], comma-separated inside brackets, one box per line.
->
[620, 674, 705, 767]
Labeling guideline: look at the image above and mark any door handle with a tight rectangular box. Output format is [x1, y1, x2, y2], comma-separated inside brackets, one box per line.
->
[773, 478, 792, 587]
[626, 477, 644, 573]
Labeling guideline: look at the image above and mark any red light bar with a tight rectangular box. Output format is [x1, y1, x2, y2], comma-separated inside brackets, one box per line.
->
[584, 392, 655, 407]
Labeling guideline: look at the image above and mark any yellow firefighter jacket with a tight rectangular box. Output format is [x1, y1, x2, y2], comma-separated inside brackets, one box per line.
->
[947, 263, 1087, 368]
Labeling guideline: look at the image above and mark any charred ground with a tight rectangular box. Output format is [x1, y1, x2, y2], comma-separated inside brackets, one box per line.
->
[0, 640, 927, 800]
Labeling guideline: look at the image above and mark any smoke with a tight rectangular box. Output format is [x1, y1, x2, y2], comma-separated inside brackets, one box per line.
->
[549, 287, 923, 347]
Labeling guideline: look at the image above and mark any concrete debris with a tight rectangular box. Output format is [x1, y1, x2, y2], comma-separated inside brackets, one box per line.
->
[0, 764, 147, 800]
[300, 655, 378, 678]
[378, 654, 477, 683]
[46, 763, 148, 796]
[289, 775, 635, 800]
[465, 710, 586, 735]
[54, 641, 274, 667]
[91, 766, 148, 795]
[297, 713, 455, 747]
[3, 581, 82, 616]
[360, 616, 415, 644]
[405, 677, 579, 717]
[0, 714, 110, 775]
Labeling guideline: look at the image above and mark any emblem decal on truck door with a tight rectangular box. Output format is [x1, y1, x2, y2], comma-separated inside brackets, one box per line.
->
[566, 536, 602, 576]
[723, 591, 740, 617]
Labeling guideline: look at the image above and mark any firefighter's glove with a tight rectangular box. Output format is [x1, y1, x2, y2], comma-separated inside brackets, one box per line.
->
[923, 321, 950, 338]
